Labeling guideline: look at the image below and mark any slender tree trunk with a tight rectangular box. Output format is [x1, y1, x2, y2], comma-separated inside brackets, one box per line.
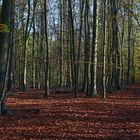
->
[90, 0, 98, 97]
[120, 12, 125, 86]
[59, 0, 64, 87]
[102, 0, 107, 99]
[83, 0, 90, 95]
[32, 0, 37, 88]
[22, 0, 31, 91]
[131, 39, 135, 83]
[44, 0, 49, 97]
[68, 0, 77, 97]
[77, 0, 84, 91]
[127, 0, 133, 84]
[7, 0, 16, 90]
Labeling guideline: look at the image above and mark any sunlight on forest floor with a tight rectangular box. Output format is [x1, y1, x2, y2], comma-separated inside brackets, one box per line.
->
[0, 84, 140, 139]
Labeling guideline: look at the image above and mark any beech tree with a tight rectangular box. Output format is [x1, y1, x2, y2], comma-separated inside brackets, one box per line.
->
[44, 0, 49, 97]
[90, 0, 98, 97]
[0, 0, 11, 114]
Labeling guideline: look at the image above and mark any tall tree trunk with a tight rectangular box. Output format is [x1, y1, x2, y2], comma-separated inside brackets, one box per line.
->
[90, 0, 98, 97]
[102, 0, 107, 99]
[32, 0, 37, 88]
[44, 0, 49, 97]
[59, 0, 64, 87]
[109, 0, 120, 91]
[68, 0, 77, 97]
[84, 0, 90, 95]
[0, 0, 11, 115]
[77, 0, 84, 91]
[127, 0, 133, 84]
[22, 0, 31, 91]
[131, 39, 135, 83]
[7, 0, 16, 90]
[120, 10, 125, 86]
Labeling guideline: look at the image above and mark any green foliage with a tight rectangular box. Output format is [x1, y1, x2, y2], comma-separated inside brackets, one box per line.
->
[0, 24, 9, 33]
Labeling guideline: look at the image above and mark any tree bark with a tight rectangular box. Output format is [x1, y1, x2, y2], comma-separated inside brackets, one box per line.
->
[0, 0, 11, 115]
[44, 0, 50, 97]
[90, 0, 98, 97]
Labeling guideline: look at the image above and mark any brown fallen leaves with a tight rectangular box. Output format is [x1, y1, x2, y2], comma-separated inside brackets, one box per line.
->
[0, 84, 140, 139]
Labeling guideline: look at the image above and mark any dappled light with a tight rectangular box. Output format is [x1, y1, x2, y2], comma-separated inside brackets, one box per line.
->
[0, 85, 139, 139]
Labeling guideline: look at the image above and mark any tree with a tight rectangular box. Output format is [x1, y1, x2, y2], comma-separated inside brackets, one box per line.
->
[127, 0, 133, 84]
[21, 0, 31, 91]
[76, 0, 84, 93]
[7, 0, 16, 90]
[68, 0, 78, 97]
[0, 0, 11, 114]
[44, 0, 50, 97]
[90, 0, 98, 97]
[107, 0, 120, 92]
[102, 0, 107, 99]
[83, 0, 90, 95]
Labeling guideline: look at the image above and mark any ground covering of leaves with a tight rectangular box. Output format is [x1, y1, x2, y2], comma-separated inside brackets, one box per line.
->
[0, 84, 140, 140]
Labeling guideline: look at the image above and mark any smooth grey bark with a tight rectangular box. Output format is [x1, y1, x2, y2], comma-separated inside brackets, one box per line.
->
[22, 0, 31, 91]
[90, 0, 98, 97]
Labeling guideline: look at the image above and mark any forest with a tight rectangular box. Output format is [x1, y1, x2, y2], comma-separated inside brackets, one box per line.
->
[0, 0, 140, 139]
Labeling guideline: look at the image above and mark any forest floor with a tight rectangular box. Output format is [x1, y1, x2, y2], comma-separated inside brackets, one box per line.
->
[0, 84, 140, 140]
